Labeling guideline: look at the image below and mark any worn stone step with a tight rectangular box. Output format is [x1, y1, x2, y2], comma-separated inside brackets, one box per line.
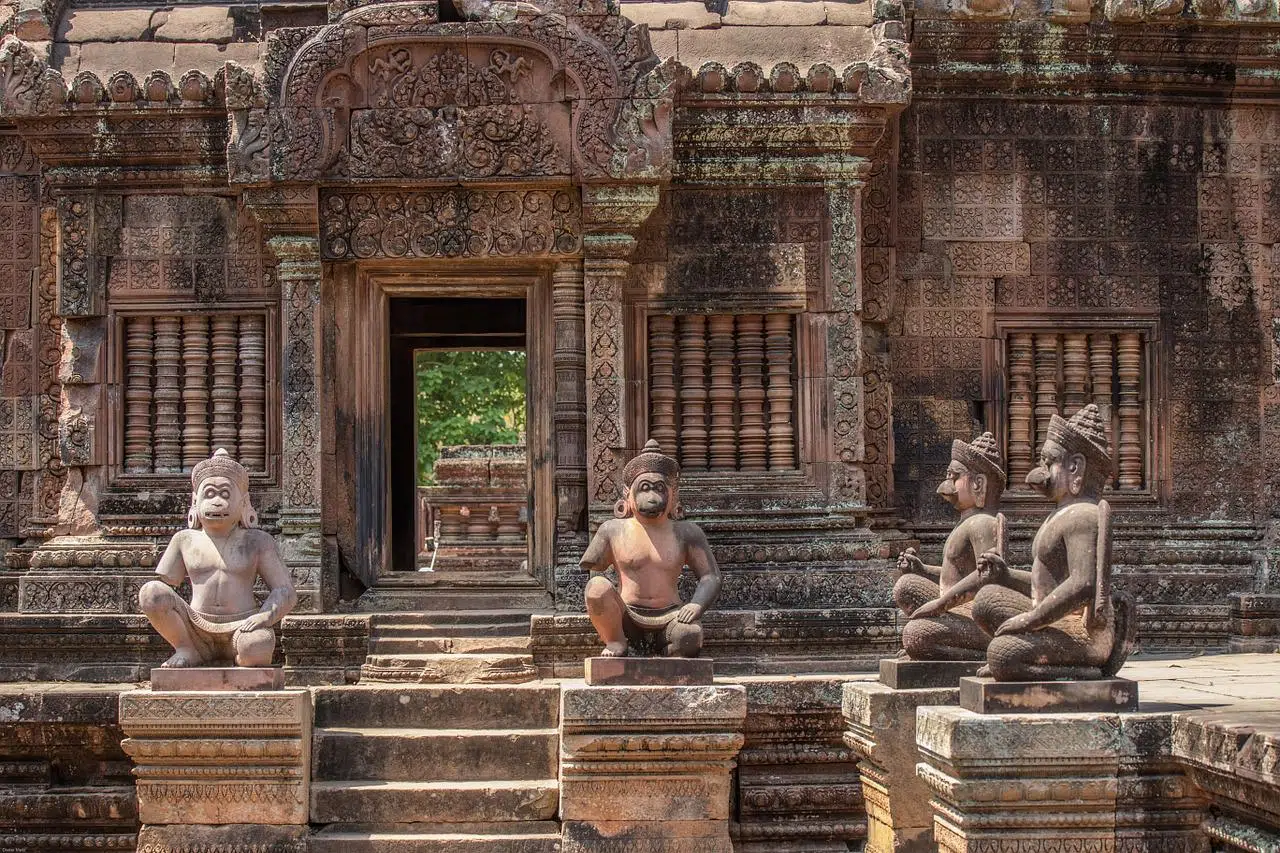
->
[313, 684, 560, 730]
[311, 780, 559, 825]
[375, 623, 531, 638]
[313, 727, 559, 783]
[370, 636, 531, 655]
[361, 653, 537, 684]
[309, 822, 560, 853]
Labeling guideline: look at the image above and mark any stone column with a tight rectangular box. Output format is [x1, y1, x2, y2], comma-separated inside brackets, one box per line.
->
[581, 185, 660, 523]
[916, 706, 1208, 853]
[844, 680, 959, 853]
[552, 260, 588, 537]
[119, 688, 312, 852]
[822, 176, 871, 511]
[268, 234, 323, 614]
[559, 682, 746, 852]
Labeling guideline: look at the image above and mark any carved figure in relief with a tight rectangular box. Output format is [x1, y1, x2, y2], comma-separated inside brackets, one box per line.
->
[972, 405, 1136, 681]
[581, 440, 721, 658]
[139, 449, 296, 668]
[895, 432, 1006, 661]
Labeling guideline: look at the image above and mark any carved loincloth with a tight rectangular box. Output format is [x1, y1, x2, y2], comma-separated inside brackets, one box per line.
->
[174, 597, 258, 638]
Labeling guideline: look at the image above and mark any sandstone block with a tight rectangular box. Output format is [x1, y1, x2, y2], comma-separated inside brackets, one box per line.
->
[959, 676, 1139, 714]
[621, 1, 722, 28]
[723, 0, 828, 24]
[825, 0, 875, 24]
[137, 824, 307, 853]
[845, 681, 959, 853]
[153, 7, 236, 43]
[560, 683, 745, 853]
[120, 689, 311, 825]
[584, 656, 714, 685]
[56, 9, 154, 43]
[879, 658, 983, 689]
[149, 666, 285, 691]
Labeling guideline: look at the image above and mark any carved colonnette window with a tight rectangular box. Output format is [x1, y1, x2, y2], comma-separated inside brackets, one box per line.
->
[113, 308, 275, 478]
[992, 320, 1160, 497]
[645, 312, 798, 473]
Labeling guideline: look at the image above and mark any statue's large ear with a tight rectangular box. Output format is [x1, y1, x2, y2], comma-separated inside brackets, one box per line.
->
[613, 483, 632, 519]
[1066, 452, 1087, 495]
[971, 472, 987, 501]
[241, 495, 259, 529]
[187, 493, 201, 529]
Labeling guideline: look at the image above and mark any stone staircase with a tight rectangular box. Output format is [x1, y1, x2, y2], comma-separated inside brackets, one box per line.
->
[309, 683, 562, 852]
[360, 610, 541, 684]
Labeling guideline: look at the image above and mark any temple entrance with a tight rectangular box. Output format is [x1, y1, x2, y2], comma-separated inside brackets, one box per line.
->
[329, 265, 556, 611]
[387, 297, 528, 572]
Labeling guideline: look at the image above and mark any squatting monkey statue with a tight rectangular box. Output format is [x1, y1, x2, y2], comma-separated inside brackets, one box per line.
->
[139, 448, 297, 668]
[581, 440, 721, 658]
[971, 404, 1136, 681]
[895, 431, 1007, 661]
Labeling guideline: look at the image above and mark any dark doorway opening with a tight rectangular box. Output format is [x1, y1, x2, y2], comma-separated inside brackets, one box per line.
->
[388, 296, 527, 571]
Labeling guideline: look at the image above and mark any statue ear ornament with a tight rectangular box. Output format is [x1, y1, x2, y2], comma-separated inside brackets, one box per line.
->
[613, 498, 631, 519]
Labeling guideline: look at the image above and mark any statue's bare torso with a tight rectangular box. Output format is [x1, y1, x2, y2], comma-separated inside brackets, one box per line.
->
[1028, 501, 1098, 607]
[159, 527, 280, 616]
[940, 512, 998, 592]
[583, 517, 710, 609]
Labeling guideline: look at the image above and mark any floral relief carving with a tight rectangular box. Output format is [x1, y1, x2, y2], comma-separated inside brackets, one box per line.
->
[320, 189, 580, 260]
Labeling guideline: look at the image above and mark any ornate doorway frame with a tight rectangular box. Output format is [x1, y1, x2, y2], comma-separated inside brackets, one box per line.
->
[327, 261, 556, 591]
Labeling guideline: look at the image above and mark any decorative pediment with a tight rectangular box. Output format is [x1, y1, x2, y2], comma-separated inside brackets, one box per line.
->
[234, 0, 673, 185]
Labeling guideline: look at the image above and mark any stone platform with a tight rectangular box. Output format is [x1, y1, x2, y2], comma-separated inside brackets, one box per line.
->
[879, 658, 983, 690]
[149, 666, 285, 691]
[584, 656, 714, 685]
[959, 676, 1139, 714]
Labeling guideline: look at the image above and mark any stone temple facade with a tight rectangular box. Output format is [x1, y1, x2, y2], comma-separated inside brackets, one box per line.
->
[2, 0, 1280, 848]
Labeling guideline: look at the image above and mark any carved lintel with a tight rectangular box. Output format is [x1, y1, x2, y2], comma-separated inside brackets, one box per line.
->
[242, 188, 319, 239]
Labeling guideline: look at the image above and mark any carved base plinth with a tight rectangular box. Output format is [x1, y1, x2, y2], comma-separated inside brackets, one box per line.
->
[149, 667, 284, 691]
[119, 689, 312, 826]
[844, 681, 959, 853]
[879, 658, 983, 690]
[916, 707, 1209, 853]
[959, 677, 1139, 714]
[560, 683, 746, 853]
[584, 656, 714, 685]
[1229, 593, 1280, 653]
[136, 824, 308, 853]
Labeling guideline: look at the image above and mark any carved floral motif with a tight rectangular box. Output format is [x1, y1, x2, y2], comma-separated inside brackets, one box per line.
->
[320, 189, 580, 260]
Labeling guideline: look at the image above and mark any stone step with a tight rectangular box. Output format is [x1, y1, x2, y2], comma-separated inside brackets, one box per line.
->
[311, 780, 559, 825]
[369, 636, 531, 655]
[356, 589, 554, 612]
[373, 610, 540, 627]
[313, 684, 560, 730]
[313, 727, 558, 783]
[309, 822, 560, 853]
[361, 653, 537, 684]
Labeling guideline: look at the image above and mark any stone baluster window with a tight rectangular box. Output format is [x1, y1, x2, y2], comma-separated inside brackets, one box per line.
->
[998, 324, 1155, 493]
[119, 310, 270, 476]
[647, 312, 798, 473]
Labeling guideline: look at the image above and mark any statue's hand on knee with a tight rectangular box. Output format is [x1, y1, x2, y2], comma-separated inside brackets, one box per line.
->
[897, 547, 924, 576]
[977, 549, 1007, 582]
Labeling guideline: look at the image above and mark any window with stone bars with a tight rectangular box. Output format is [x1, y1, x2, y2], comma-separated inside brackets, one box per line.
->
[115, 309, 272, 477]
[993, 322, 1158, 496]
[645, 312, 798, 473]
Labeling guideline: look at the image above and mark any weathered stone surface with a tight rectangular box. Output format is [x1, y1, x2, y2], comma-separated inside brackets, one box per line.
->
[880, 658, 983, 689]
[152, 7, 235, 44]
[584, 655, 714, 685]
[561, 683, 746, 852]
[959, 676, 1139, 714]
[137, 824, 308, 853]
[723, 0, 828, 25]
[622, 1, 723, 29]
[149, 666, 285, 691]
[119, 688, 311, 825]
[916, 706, 1209, 853]
[55, 9, 154, 43]
[845, 681, 957, 853]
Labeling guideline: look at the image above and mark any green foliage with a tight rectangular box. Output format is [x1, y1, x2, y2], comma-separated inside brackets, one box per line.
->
[415, 350, 526, 485]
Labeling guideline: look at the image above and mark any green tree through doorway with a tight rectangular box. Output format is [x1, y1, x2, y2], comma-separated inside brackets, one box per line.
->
[415, 350, 527, 485]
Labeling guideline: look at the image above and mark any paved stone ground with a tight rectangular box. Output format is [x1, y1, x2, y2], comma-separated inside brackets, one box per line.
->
[1117, 652, 1280, 710]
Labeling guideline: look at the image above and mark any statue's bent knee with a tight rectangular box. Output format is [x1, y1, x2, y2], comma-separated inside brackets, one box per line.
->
[234, 629, 275, 666]
[584, 575, 615, 603]
[138, 580, 177, 615]
[668, 621, 703, 657]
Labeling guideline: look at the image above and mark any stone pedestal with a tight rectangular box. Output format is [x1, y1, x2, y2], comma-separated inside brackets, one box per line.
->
[843, 680, 960, 853]
[959, 676, 1138, 714]
[149, 666, 285, 691]
[120, 688, 312, 850]
[559, 682, 746, 852]
[584, 656, 714, 685]
[916, 706, 1208, 853]
[879, 658, 983, 690]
